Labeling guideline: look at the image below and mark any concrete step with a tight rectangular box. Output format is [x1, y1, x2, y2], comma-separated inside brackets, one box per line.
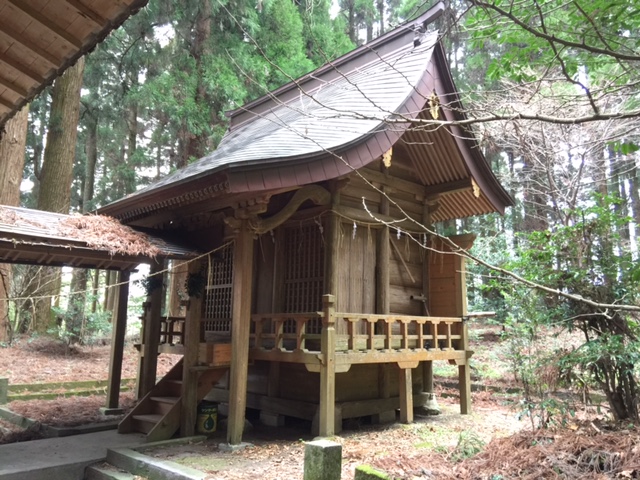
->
[85, 463, 149, 480]
[106, 447, 207, 480]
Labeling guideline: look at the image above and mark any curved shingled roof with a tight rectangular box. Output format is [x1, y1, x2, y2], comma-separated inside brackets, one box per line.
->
[101, 2, 512, 224]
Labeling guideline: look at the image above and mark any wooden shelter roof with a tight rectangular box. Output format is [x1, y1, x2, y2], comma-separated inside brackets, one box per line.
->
[0, 205, 198, 270]
[100, 2, 513, 226]
[0, 0, 148, 131]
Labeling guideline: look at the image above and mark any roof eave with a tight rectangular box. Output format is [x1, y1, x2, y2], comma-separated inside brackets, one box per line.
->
[0, 0, 149, 132]
[432, 43, 515, 213]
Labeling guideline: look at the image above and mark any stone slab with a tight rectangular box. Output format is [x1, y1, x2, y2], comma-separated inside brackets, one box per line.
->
[0, 429, 145, 480]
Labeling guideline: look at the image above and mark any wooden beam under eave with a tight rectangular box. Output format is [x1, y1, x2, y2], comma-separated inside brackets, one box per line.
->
[227, 221, 254, 445]
[0, 54, 46, 84]
[105, 270, 130, 410]
[0, 96, 15, 110]
[0, 22, 60, 66]
[8, 0, 83, 49]
[63, 0, 106, 26]
[0, 73, 29, 98]
[424, 178, 474, 197]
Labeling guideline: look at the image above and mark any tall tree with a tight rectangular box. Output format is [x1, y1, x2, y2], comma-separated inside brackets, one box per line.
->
[0, 106, 29, 342]
[26, 58, 85, 333]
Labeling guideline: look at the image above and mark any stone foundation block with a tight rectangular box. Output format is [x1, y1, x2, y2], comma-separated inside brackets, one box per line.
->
[260, 411, 285, 427]
[371, 410, 396, 425]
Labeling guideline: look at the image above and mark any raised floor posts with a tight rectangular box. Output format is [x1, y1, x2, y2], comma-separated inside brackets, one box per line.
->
[398, 367, 413, 423]
[319, 294, 336, 437]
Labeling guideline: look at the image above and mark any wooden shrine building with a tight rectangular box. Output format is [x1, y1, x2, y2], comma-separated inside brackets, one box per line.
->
[100, 2, 513, 445]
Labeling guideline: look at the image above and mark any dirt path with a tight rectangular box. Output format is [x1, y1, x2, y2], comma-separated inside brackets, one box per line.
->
[146, 396, 526, 480]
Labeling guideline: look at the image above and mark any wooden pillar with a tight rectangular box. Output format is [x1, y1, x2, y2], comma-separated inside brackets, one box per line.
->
[319, 294, 336, 437]
[375, 187, 394, 423]
[457, 249, 471, 414]
[398, 367, 413, 423]
[422, 200, 434, 397]
[227, 221, 254, 445]
[105, 270, 130, 410]
[181, 260, 204, 436]
[376, 188, 390, 315]
[459, 319, 471, 414]
[140, 261, 164, 397]
[324, 213, 340, 297]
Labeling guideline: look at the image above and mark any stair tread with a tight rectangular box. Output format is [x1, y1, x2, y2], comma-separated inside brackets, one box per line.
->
[132, 413, 163, 422]
[150, 396, 180, 404]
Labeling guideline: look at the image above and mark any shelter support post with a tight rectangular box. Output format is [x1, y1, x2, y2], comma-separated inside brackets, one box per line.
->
[181, 260, 204, 436]
[140, 261, 164, 397]
[319, 294, 336, 437]
[104, 270, 130, 412]
[227, 220, 254, 445]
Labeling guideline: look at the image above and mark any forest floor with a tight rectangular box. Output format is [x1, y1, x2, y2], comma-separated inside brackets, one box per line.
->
[1, 330, 639, 479]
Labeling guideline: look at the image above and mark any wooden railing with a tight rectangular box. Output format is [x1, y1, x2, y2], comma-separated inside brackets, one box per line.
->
[251, 313, 323, 352]
[159, 316, 185, 346]
[158, 317, 234, 347]
[337, 313, 463, 352]
[250, 308, 466, 354]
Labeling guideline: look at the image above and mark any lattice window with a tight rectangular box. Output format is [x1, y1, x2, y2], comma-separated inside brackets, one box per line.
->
[203, 242, 234, 335]
[283, 224, 324, 334]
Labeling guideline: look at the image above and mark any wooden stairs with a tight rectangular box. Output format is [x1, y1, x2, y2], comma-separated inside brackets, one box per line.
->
[118, 358, 227, 442]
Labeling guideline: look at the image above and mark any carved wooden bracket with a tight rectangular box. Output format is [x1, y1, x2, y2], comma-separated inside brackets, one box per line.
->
[249, 185, 331, 234]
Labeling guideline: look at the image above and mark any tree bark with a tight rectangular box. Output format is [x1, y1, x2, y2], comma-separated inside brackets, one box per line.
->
[29, 58, 85, 333]
[0, 106, 29, 342]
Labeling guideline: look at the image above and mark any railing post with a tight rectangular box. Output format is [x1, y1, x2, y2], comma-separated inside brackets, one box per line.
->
[319, 294, 336, 436]
[459, 316, 471, 414]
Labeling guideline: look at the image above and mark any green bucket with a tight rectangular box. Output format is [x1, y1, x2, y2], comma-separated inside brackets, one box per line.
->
[196, 401, 218, 434]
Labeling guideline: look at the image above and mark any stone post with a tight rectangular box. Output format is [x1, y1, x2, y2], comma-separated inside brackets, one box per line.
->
[303, 439, 342, 480]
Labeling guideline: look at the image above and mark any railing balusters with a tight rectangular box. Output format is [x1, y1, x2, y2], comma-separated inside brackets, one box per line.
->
[296, 318, 306, 351]
[275, 319, 284, 351]
[367, 318, 375, 350]
[247, 311, 467, 355]
[401, 319, 409, 351]
[430, 322, 439, 350]
[381, 319, 389, 351]
[254, 317, 264, 348]
[417, 319, 425, 350]
[347, 318, 355, 351]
